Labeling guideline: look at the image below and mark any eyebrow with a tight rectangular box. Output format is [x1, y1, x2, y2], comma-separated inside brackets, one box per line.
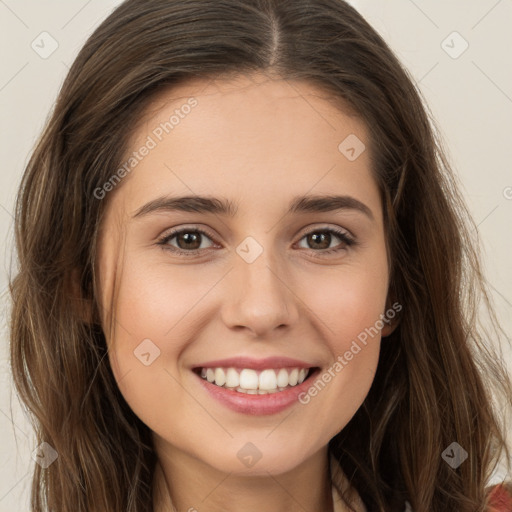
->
[132, 193, 374, 221]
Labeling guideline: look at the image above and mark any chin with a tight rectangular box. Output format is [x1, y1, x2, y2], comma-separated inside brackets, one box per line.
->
[199, 438, 321, 477]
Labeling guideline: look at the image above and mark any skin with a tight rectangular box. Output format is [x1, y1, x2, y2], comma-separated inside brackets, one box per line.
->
[95, 71, 393, 512]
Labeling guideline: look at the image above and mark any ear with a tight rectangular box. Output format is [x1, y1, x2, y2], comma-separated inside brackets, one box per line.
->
[381, 319, 398, 338]
[381, 298, 402, 338]
[67, 267, 95, 324]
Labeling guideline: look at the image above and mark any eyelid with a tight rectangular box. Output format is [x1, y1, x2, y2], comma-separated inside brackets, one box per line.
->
[156, 223, 356, 256]
[157, 225, 220, 251]
[296, 223, 354, 240]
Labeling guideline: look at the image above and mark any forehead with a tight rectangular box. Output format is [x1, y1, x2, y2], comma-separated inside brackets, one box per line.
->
[137, 71, 365, 143]
[109, 71, 379, 221]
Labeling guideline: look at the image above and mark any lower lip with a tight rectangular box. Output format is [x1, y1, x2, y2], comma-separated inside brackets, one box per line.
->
[194, 369, 319, 416]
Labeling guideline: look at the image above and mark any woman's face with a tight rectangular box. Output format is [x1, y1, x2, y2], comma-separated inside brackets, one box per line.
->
[96, 72, 390, 476]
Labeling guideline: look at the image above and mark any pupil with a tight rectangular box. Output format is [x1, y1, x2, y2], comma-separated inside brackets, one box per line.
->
[310, 232, 329, 249]
[179, 232, 200, 250]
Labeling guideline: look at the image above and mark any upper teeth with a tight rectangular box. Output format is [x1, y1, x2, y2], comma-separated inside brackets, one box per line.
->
[200, 367, 309, 393]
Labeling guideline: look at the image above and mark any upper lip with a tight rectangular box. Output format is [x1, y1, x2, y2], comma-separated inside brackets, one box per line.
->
[193, 356, 316, 371]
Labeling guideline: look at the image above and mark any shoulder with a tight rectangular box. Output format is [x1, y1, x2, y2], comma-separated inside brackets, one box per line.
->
[486, 482, 512, 512]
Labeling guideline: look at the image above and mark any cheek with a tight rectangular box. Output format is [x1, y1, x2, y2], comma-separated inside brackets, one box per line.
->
[306, 259, 388, 349]
[103, 256, 204, 425]
[106, 252, 212, 357]
[298, 260, 387, 431]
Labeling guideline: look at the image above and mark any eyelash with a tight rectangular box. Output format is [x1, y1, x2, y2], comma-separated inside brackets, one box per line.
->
[156, 226, 356, 257]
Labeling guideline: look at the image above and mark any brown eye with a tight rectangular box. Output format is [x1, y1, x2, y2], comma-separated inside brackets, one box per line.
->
[305, 231, 332, 250]
[158, 228, 216, 255]
[297, 228, 355, 254]
[174, 231, 203, 250]
[157, 225, 355, 258]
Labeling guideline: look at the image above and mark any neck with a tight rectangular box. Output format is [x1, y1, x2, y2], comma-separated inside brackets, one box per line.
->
[152, 444, 336, 512]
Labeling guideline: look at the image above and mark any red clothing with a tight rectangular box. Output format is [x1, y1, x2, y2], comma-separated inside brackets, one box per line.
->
[487, 483, 512, 511]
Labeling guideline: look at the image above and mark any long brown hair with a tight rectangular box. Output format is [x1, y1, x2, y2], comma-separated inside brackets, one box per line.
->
[9, 0, 512, 510]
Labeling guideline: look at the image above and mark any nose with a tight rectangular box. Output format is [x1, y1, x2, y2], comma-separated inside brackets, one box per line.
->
[220, 245, 300, 338]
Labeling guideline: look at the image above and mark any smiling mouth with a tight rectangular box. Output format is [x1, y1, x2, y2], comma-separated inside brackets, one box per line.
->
[193, 366, 319, 394]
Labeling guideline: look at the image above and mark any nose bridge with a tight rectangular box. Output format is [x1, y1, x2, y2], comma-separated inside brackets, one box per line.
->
[237, 237, 280, 293]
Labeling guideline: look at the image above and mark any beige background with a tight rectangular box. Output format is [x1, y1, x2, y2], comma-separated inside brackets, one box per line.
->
[0, 0, 511, 509]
